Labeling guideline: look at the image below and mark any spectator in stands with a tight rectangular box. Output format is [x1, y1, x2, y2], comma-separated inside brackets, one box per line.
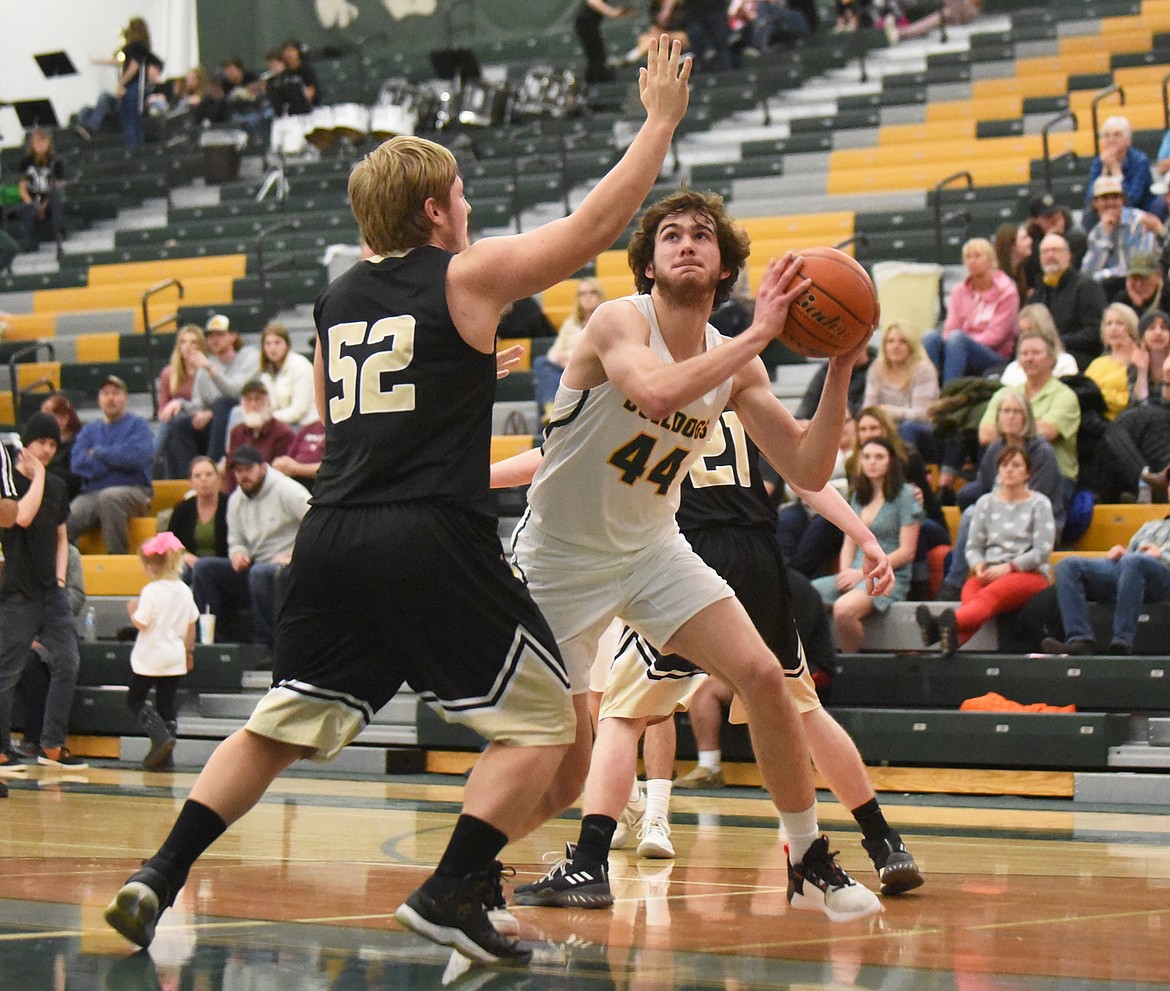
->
[40, 392, 82, 500]
[1113, 250, 1165, 318]
[0, 412, 85, 770]
[1081, 175, 1165, 296]
[1085, 115, 1162, 219]
[497, 296, 556, 339]
[191, 446, 309, 650]
[979, 328, 1081, 493]
[812, 437, 922, 652]
[618, 0, 689, 65]
[67, 376, 155, 554]
[889, 0, 982, 41]
[0, 229, 17, 275]
[863, 320, 939, 462]
[833, 0, 875, 30]
[685, 0, 734, 71]
[116, 17, 165, 147]
[1130, 308, 1170, 404]
[1085, 303, 1141, 420]
[994, 221, 1032, 304]
[277, 40, 319, 110]
[729, 0, 815, 55]
[224, 381, 294, 493]
[258, 323, 315, 427]
[937, 390, 1066, 599]
[917, 444, 1054, 655]
[206, 57, 265, 131]
[271, 417, 325, 491]
[156, 325, 208, 478]
[16, 127, 65, 257]
[163, 456, 228, 582]
[575, 1, 632, 87]
[1027, 232, 1108, 371]
[1023, 194, 1087, 290]
[796, 342, 875, 421]
[14, 543, 84, 760]
[534, 278, 605, 421]
[160, 314, 260, 477]
[924, 236, 1018, 384]
[998, 303, 1078, 387]
[1040, 514, 1170, 656]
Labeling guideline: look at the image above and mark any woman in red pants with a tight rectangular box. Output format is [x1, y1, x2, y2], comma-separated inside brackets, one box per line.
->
[917, 444, 1054, 654]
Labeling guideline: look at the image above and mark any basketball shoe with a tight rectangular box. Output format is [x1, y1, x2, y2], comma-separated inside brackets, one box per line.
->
[513, 845, 613, 909]
[482, 860, 520, 935]
[635, 816, 674, 859]
[395, 865, 532, 965]
[611, 785, 646, 849]
[863, 834, 925, 896]
[104, 865, 178, 948]
[787, 836, 882, 922]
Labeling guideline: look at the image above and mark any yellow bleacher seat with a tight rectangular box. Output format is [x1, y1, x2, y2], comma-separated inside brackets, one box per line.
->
[74, 333, 121, 363]
[491, 434, 533, 462]
[81, 555, 149, 596]
[497, 338, 533, 371]
[925, 95, 1023, 123]
[15, 362, 60, 391]
[1072, 504, 1168, 552]
[150, 479, 193, 516]
[879, 121, 976, 144]
[942, 505, 960, 542]
[85, 255, 247, 287]
[828, 158, 1031, 196]
[0, 395, 13, 424]
[74, 517, 159, 556]
[2, 312, 57, 340]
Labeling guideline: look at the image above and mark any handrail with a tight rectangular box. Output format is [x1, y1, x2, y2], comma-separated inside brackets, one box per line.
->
[257, 221, 298, 317]
[141, 279, 184, 419]
[1090, 84, 1125, 157]
[932, 171, 973, 316]
[833, 233, 870, 261]
[1162, 70, 1170, 130]
[1041, 109, 1078, 193]
[7, 342, 56, 431]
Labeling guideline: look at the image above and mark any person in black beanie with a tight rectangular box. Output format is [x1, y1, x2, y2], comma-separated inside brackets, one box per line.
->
[0, 412, 87, 771]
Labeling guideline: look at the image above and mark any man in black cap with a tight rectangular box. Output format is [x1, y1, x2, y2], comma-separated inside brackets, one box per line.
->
[0, 412, 86, 771]
[190, 445, 309, 650]
[1024, 193, 1087, 290]
[67, 375, 155, 554]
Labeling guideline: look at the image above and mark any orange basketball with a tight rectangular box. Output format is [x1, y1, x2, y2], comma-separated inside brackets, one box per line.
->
[779, 247, 879, 359]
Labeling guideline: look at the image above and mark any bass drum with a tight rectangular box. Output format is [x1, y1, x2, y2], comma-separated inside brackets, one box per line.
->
[304, 106, 338, 149]
[370, 103, 417, 139]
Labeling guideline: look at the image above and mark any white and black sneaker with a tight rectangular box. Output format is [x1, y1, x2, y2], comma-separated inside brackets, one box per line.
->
[513, 846, 613, 909]
[787, 836, 882, 922]
[863, 834, 925, 896]
[395, 866, 532, 965]
[104, 865, 178, 948]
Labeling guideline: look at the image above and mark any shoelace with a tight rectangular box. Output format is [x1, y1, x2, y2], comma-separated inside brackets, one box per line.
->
[805, 837, 853, 888]
[536, 849, 574, 881]
[637, 817, 671, 841]
[484, 860, 516, 909]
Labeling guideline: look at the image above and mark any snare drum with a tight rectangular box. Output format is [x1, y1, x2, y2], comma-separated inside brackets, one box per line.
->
[331, 103, 370, 141]
[270, 114, 308, 156]
[515, 68, 579, 118]
[304, 106, 337, 149]
[370, 103, 417, 138]
[455, 80, 511, 127]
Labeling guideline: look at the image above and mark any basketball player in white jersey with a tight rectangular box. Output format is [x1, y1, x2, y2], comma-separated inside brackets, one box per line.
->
[492, 189, 885, 920]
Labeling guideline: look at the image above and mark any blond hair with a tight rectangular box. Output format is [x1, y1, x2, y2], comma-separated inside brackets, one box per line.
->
[168, 325, 207, 395]
[139, 546, 182, 581]
[962, 237, 997, 268]
[349, 136, 459, 253]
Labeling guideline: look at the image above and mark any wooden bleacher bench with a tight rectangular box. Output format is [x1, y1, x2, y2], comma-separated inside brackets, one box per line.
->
[73, 480, 190, 555]
[81, 555, 148, 596]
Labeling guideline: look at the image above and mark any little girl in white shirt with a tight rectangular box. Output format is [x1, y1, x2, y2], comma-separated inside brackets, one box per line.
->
[127, 532, 200, 770]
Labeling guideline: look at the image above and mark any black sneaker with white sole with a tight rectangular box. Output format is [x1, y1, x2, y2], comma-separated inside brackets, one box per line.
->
[104, 865, 178, 948]
[395, 868, 531, 965]
[512, 850, 613, 909]
[863, 834, 925, 896]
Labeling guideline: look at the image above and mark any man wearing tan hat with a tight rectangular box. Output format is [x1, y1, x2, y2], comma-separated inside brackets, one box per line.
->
[67, 375, 155, 554]
[1081, 174, 1165, 294]
[1113, 250, 1165, 317]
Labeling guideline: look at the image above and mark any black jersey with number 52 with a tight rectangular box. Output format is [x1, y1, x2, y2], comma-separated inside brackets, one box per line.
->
[310, 247, 496, 512]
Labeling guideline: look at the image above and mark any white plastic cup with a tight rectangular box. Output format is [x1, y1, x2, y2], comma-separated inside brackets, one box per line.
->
[198, 612, 216, 645]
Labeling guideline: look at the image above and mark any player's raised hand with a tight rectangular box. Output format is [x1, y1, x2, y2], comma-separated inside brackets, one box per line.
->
[638, 36, 691, 127]
[496, 343, 525, 380]
[751, 252, 811, 343]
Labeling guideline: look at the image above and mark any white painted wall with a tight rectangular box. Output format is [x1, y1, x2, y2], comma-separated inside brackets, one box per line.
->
[0, 0, 198, 150]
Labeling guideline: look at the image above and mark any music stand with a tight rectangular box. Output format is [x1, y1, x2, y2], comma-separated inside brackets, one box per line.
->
[34, 51, 78, 78]
[430, 48, 481, 83]
[13, 99, 59, 130]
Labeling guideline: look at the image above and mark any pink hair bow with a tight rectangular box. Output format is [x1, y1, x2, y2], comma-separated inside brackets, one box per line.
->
[140, 532, 185, 556]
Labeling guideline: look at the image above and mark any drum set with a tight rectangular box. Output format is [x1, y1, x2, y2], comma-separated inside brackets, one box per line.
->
[267, 66, 582, 156]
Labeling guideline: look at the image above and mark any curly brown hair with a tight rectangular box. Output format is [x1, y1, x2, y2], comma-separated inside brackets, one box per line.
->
[626, 189, 750, 309]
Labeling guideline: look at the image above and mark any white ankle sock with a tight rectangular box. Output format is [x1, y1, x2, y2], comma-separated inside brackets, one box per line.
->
[779, 805, 819, 865]
[645, 778, 672, 823]
[697, 749, 721, 772]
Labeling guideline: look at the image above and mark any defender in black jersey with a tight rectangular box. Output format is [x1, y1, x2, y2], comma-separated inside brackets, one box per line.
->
[624, 412, 924, 895]
[104, 37, 693, 966]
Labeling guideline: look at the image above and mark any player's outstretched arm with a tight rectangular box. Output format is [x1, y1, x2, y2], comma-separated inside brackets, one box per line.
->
[788, 481, 894, 596]
[490, 447, 543, 489]
[450, 38, 690, 315]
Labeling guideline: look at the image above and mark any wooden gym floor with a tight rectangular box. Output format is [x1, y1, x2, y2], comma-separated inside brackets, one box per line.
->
[2, 762, 1170, 990]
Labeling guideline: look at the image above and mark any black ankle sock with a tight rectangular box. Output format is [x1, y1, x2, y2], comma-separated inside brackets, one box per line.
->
[851, 798, 893, 849]
[434, 815, 509, 879]
[574, 814, 617, 868]
[146, 799, 228, 891]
